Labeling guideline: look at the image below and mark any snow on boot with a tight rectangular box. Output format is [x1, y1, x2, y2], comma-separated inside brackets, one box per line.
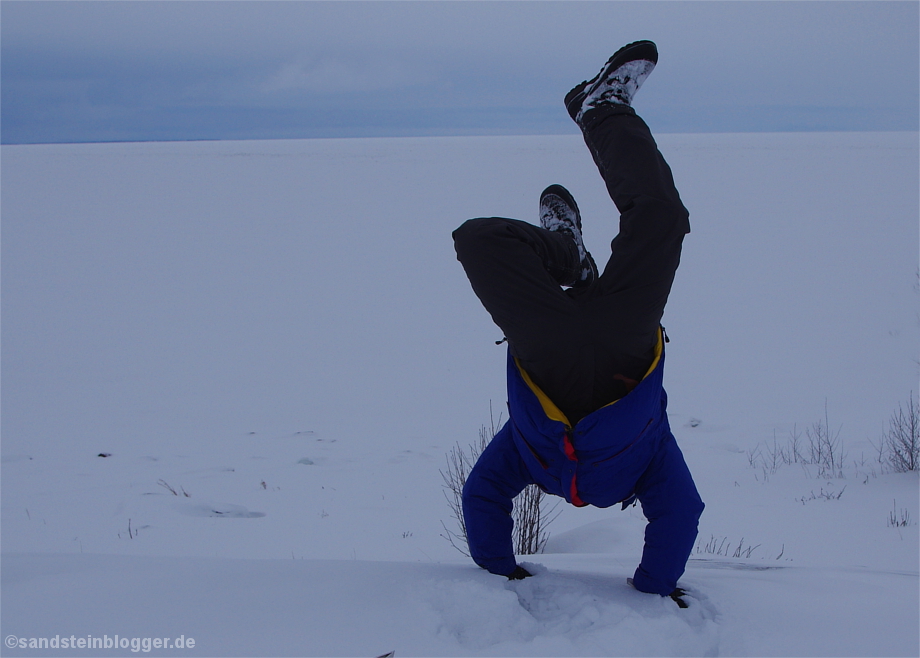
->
[565, 40, 658, 123]
[539, 184, 597, 287]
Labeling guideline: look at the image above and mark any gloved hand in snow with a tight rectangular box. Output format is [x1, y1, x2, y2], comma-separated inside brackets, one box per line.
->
[627, 578, 689, 608]
[506, 565, 532, 580]
[669, 587, 689, 609]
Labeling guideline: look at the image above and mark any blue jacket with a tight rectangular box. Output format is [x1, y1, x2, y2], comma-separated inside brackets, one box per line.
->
[462, 329, 704, 595]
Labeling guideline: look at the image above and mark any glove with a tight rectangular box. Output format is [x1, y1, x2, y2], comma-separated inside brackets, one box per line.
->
[627, 578, 689, 608]
[506, 565, 533, 580]
[669, 588, 689, 609]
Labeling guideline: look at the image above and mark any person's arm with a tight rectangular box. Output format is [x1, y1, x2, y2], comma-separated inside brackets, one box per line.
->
[462, 423, 535, 576]
[632, 433, 705, 595]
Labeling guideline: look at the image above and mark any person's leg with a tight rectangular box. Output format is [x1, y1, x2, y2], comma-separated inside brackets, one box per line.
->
[455, 42, 691, 422]
[453, 217, 580, 333]
[453, 217, 594, 421]
[581, 105, 689, 306]
[564, 46, 690, 411]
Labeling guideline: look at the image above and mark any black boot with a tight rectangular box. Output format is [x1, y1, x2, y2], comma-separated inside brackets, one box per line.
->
[539, 184, 597, 287]
[565, 40, 658, 123]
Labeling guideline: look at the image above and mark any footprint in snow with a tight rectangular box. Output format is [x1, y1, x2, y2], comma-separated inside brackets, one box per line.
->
[174, 501, 266, 518]
[1, 454, 34, 464]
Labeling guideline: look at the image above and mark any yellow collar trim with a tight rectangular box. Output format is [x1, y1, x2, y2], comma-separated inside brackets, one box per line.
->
[514, 328, 664, 427]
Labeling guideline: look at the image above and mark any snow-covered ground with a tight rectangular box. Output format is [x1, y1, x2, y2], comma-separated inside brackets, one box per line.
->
[2, 131, 918, 657]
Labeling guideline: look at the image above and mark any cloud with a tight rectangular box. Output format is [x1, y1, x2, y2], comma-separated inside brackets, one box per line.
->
[2, 1, 917, 143]
[261, 56, 427, 96]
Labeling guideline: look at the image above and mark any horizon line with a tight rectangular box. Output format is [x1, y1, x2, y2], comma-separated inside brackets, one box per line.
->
[5, 126, 919, 148]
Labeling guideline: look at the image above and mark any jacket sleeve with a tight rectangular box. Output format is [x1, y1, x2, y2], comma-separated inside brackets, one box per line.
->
[631, 432, 705, 595]
[462, 422, 535, 576]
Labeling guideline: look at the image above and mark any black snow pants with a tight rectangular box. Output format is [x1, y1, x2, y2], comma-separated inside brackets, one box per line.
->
[453, 105, 690, 425]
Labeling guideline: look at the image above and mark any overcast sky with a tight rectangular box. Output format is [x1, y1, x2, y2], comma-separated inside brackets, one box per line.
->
[2, 1, 918, 144]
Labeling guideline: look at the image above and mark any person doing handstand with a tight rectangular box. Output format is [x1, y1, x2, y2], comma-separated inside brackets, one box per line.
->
[453, 40, 704, 607]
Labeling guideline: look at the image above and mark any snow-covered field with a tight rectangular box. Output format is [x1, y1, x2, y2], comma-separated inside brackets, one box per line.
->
[2, 131, 918, 657]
